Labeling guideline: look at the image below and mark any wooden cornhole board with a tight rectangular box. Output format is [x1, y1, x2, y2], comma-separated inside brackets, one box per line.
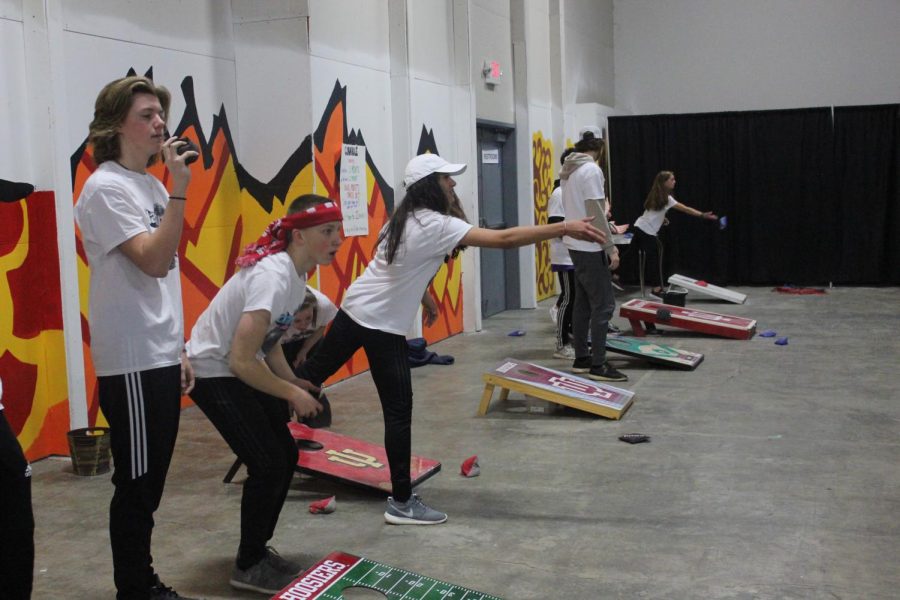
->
[606, 335, 704, 370]
[272, 551, 502, 599]
[668, 274, 747, 304]
[479, 358, 634, 420]
[620, 298, 756, 340]
[224, 423, 441, 493]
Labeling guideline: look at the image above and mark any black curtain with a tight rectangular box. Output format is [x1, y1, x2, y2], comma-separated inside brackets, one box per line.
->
[609, 105, 899, 286]
[833, 104, 900, 284]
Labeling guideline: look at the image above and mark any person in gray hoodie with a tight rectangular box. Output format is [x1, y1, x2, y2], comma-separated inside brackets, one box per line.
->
[560, 127, 627, 382]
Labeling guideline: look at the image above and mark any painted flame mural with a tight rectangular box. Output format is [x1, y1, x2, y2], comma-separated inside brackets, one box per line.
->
[0, 192, 70, 460]
[2, 73, 467, 459]
[532, 131, 555, 301]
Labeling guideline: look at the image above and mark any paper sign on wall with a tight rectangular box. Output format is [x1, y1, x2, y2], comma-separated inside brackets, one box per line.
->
[482, 148, 499, 164]
[340, 144, 368, 237]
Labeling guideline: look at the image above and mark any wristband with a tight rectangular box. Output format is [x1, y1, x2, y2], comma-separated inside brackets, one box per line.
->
[169, 195, 187, 201]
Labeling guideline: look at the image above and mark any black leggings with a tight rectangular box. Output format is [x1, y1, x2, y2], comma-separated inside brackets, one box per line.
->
[0, 410, 34, 600]
[189, 378, 297, 570]
[554, 270, 575, 348]
[632, 226, 665, 289]
[296, 310, 413, 501]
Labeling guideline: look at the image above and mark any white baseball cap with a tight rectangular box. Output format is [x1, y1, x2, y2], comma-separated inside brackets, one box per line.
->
[578, 125, 603, 141]
[403, 153, 467, 187]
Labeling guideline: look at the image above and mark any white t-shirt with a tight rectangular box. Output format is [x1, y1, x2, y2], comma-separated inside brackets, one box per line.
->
[547, 186, 573, 267]
[634, 196, 678, 236]
[74, 161, 184, 376]
[561, 161, 608, 253]
[186, 252, 308, 378]
[279, 287, 338, 345]
[342, 209, 473, 336]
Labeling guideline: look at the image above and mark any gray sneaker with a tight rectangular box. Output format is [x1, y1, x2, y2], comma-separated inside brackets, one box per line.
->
[230, 553, 297, 595]
[384, 494, 448, 525]
[263, 546, 302, 576]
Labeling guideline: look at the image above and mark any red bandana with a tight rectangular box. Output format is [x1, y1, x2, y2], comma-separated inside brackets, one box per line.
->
[235, 201, 343, 267]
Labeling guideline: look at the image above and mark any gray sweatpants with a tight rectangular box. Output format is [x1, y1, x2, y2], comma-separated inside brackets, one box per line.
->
[569, 249, 615, 367]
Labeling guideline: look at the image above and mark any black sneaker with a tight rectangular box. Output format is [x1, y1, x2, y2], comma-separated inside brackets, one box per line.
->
[571, 356, 591, 373]
[302, 393, 332, 429]
[149, 575, 199, 600]
[588, 363, 628, 382]
[607, 323, 621, 334]
[649, 289, 664, 299]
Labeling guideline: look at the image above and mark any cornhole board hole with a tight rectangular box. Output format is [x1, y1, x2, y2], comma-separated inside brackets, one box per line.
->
[606, 335, 704, 370]
[479, 358, 634, 420]
[272, 551, 502, 600]
[224, 423, 441, 493]
[668, 274, 747, 304]
[620, 299, 756, 340]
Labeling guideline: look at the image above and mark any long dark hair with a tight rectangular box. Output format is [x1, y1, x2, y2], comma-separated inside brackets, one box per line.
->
[377, 174, 469, 264]
[644, 171, 674, 211]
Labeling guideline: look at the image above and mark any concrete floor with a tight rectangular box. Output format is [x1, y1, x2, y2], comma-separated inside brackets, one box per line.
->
[31, 286, 900, 599]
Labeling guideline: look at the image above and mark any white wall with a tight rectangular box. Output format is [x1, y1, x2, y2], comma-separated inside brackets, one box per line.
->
[0, 2, 31, 183]
[564, 0, 614, 107]
[471, 0, 515, 124]
[614, 0, 900, 114]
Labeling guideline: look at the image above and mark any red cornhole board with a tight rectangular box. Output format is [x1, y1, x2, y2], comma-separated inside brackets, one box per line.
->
[222, 424, 441, 492]
[272, 551, 502, 599]
[479, 358, 634, 420]
[620, 298, 756, 340]
[288, 423, 441, 493]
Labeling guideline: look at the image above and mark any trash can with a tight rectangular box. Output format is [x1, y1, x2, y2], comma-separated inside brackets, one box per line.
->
[67, 427, 111, 476]
[661, 286, 688, 307]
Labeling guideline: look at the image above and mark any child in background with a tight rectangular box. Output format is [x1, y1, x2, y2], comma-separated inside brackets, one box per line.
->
[633, 171, 717, 298]
[548, 148, 576, 359]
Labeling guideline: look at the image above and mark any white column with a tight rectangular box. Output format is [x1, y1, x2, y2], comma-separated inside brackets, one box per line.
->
[23, 0, 88, 429]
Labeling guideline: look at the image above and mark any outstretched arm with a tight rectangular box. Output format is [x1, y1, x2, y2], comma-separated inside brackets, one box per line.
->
[673, 202, 717, 220]
[460, 218, 606, 249]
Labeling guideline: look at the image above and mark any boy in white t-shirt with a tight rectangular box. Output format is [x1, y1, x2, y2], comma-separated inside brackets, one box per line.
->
[74, 75, 198, 600]
[185, 195, 342, 596]
[294, 153, 606, 526]
[561, 127, 627, 382]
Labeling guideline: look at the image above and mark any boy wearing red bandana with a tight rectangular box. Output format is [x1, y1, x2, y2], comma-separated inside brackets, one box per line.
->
[185, 195, 342, 595]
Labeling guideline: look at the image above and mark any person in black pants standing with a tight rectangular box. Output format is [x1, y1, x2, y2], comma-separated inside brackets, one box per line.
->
[74, 76, 198, 600]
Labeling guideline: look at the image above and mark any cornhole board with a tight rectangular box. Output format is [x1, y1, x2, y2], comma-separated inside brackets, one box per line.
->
[479, 358, 634, 420]
[273, 551, 502, 599]
[668, 274, 747, 304]
[620, 298, 756, 340]
[606, 335, 704, 370]
[224, 423, 441, 493]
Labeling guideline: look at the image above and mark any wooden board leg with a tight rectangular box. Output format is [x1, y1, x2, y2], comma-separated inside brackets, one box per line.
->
[477, 383, 495, 416]
[629, 318, 647, 337]
[499, 387, 510, 402]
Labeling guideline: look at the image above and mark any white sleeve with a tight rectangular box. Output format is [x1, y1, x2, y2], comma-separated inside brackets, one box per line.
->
[436, 215, 474, 255]
[584, 165, 605, 200]
[244, 266, 289, 315]
[309, 287, 338, 327]
[78, 184, 150, 255]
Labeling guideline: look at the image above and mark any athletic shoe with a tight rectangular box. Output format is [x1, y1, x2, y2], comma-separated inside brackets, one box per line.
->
[263, 546, 302, 576]
[149, 576, 199, 600]
[649, 288, 664, 299]
[571, 356, 591, 373]
[230, 553, 297, 595]
[384, 494, 448, 525]
[607, 323, 621, 334]
[587, 363, 628, 382]
[553, 345, 575, 359]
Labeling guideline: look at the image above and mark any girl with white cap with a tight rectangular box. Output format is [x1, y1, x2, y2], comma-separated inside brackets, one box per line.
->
[295, 153, 606, 525]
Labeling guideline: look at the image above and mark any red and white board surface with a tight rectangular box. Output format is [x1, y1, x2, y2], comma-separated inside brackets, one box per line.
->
[620, 298, 756, 340]
[289, 423, 441, 493]
[479, 358, 634, 419]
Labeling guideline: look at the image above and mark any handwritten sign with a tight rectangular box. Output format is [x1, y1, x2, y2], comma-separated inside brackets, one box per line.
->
[339, 144, 368, 237]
